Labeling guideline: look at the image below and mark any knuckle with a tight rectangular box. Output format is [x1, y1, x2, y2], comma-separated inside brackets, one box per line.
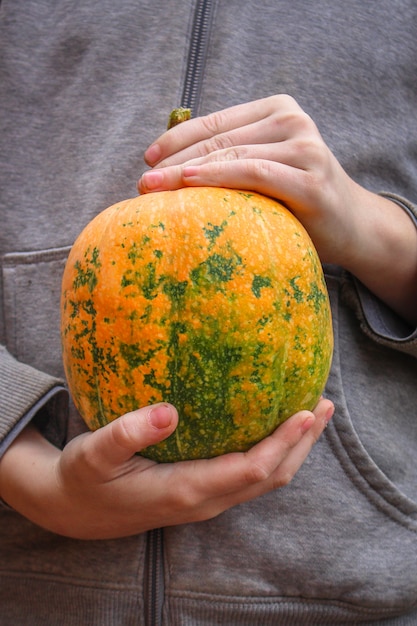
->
[268, 111, 284, 134]
[203, 133, 236, 156]
[111, 413, 139, 450]
[292, 134, 323, 165]
[266, 94, 316, 136]
[277, 104, 316, 135]
[200, 110, 227, 138]
[244, 457, 272, 484]
[273, 469, 294, 489]
[295, 109, 317, 133]
[249, 158, 275, 183]
[71, 434, 102, 478]
[302, 133, 323, 155]
[166, 461, 204, 515]
[268, 93, 297, 110]
[302, 149, 331, 195]
[219, 146, 249, 162]
[168, 478, 200, 512]
[287, 111, 312, 136]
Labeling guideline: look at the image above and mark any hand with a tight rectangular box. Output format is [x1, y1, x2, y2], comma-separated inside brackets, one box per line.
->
[0, 398, 333, 539]
[140, 95, 355, 264]
[138, 95, 417, 323]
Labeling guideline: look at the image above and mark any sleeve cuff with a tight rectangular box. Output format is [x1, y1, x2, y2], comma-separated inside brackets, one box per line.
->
[0, 346, 69, 457]
[353, 277, 417, 342]
[0, 385, 68, 458]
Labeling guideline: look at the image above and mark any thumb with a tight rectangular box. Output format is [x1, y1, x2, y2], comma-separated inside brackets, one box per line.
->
[85, 403, 178, 469]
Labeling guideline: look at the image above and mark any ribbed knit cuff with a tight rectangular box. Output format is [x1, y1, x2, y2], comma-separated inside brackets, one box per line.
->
[0, 346, 68, 457]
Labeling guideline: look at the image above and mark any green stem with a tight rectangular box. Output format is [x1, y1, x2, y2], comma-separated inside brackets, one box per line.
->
[167, 107, 192, 129]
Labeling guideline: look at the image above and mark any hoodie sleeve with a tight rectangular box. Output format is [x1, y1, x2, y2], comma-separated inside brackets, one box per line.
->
[0, 345, 68, 458]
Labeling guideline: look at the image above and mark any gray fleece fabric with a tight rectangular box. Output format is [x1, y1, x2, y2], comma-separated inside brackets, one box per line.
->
[1, 1, 417, 624]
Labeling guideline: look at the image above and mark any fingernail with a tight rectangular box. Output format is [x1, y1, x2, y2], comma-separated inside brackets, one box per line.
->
[148, 403, 174, 429]
[300, 414, 316, 433]
[140, 170, 164, 191]
[325, 404, 334, 424]
[144, 143, 162, 166]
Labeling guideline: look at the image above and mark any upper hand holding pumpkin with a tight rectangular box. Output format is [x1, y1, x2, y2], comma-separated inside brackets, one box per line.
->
[0, 397, 333, 539]
[138, 95, 417, 325]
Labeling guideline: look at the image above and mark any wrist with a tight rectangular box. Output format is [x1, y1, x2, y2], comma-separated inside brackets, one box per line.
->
[0, 424, 63, 531]
[340, 185, 417, 323]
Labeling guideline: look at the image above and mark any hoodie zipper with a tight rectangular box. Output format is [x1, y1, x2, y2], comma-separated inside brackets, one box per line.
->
[144, 527, 164, 626]
[144, 4, 215, 624]
[181, 0, 215, 114]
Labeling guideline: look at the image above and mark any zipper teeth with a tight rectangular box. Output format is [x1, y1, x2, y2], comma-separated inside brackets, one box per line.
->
[145, 527, 164, 626]
[181, 0, 214, 113]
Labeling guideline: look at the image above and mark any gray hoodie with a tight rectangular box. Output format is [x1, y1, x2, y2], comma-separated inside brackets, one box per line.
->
[1, 1, 417, 624]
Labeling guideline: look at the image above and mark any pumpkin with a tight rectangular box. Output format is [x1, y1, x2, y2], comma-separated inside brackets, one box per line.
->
[61, 187, 333, 461]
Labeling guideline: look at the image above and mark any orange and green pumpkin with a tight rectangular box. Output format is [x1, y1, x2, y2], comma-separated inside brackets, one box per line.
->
[61, 187, 333, 462]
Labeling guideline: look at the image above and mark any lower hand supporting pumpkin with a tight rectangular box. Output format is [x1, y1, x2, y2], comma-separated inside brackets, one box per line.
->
[138, 95, 417, 325]
[0, 398, 333, 540]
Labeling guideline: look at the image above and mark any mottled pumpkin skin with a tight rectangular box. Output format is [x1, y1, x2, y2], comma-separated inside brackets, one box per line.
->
[61, 187, 333, 461]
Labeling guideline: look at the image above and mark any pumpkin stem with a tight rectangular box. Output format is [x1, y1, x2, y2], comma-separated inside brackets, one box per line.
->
[167, 107, 192, 129]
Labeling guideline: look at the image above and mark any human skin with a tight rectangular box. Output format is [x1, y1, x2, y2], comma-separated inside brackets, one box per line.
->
[139, 95, 417, 325]
[0, 399, 333, 539]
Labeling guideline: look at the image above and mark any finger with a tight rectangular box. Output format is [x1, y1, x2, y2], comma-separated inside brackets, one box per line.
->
[254, 397, 334, 492]
[181, 156, 300, 197]
[191, 398, 334, 519]
[144, 95, 300, 167]
[153, 114, 300, 170]
[138, 157, 305, 211]
[140, 143, 277, 191]
[174, 406, 321, 504]
[229, 399, 333, 493]
[78, 403, 178, 474]
[144, 100, 269, 167]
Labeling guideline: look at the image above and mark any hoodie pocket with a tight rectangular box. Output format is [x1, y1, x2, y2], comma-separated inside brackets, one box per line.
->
[325, 273, 417, 529]
[2, 246, 72, 378]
